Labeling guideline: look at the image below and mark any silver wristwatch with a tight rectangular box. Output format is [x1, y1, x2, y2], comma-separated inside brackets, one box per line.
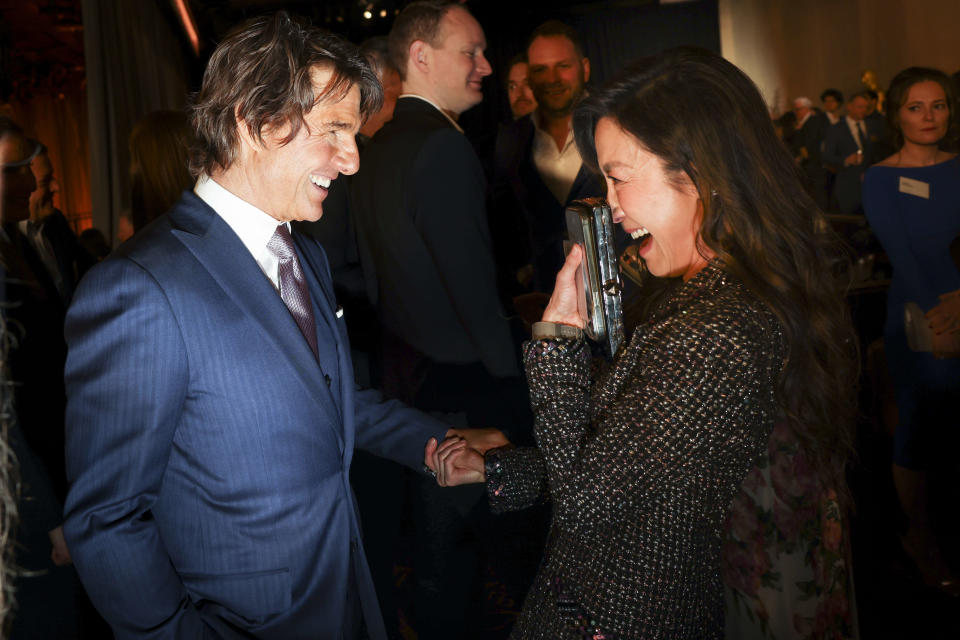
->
[531, 321, 584, 342]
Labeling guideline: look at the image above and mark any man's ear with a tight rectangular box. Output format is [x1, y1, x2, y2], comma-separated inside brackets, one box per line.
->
[234, 107, 261, 153]
[409, 40, 430, 74]
[582, 57, 591, 84]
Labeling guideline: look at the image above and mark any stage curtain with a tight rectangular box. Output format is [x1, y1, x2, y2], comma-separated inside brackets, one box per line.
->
[82, 0, 190, 242]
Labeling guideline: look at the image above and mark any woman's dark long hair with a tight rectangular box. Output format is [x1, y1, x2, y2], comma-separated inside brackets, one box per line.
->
[573, 47, 858, 503]
[884, 66, 959, 152]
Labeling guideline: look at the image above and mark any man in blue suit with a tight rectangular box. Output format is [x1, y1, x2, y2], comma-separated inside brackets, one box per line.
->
[62, 13, 479, 639]
[822, 92, 876, 214]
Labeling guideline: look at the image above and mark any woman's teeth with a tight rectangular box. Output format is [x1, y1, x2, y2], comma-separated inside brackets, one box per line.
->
[630, 227, 649, 240]
[310, 175, 331, 188]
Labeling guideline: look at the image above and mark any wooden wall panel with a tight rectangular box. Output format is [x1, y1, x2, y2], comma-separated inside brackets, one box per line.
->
[720, 0, 959, 115]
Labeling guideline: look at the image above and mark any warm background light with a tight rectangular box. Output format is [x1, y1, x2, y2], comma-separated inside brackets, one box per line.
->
[171, 0, 199, 56]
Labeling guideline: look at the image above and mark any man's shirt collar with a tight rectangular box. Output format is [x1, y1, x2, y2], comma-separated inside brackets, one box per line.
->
[399, 94, 464, 133]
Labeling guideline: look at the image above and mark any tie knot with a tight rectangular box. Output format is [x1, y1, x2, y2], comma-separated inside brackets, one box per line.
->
[268, 224, 296, 261]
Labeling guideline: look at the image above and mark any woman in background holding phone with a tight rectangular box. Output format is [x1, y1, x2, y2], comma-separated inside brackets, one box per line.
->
[427, 47, 857, 639]
[862, 66, 960, 595]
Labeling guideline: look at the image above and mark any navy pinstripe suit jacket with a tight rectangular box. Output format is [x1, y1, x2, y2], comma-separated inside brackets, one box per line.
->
[63, 191, 448, 639]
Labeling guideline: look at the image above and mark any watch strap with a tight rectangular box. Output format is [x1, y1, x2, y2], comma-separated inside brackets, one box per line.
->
[531, 321, 583, 341]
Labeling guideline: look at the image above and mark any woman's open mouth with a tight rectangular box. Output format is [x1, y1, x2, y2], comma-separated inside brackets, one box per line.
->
[629, 227, 652, 251]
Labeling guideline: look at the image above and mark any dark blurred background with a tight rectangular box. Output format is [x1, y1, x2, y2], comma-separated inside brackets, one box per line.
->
[0, 0, 725, 239]
[3, 0, 956, 243]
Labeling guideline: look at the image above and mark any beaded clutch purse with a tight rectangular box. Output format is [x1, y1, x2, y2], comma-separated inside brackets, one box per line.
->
[565, 198, 624, 359]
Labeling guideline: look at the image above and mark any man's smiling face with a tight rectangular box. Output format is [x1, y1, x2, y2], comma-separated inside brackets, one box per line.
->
[527, 35, 589, 118]
[425, 6, 492, 116]
[239, 66, 361, 222]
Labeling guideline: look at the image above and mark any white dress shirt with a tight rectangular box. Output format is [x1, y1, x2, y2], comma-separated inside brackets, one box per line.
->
[845, 115, 867, 151]
[531, 111, 582, 205]
[194, 175, 287, 291]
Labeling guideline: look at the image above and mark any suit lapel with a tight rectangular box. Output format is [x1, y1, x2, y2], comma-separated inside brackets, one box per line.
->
[169, 196, 344, 450]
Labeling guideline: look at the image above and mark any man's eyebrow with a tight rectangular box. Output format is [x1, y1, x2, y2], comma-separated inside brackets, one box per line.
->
[321, 120, 355, 131]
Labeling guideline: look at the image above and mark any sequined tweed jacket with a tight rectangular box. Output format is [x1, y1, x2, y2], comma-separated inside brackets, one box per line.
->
[485, 263, 786, 639]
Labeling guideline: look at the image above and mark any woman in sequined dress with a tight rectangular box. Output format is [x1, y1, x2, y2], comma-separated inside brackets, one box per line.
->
[427, 48, 857, 640]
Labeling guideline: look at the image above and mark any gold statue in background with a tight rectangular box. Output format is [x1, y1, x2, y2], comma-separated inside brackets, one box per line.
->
[861, 69, 885, 113]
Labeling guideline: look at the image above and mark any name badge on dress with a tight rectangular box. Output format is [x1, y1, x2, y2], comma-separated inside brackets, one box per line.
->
[899, 176, 930, 199]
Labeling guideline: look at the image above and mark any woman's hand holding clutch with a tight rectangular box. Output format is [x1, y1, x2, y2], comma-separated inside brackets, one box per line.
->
[542, 244, 586, 328]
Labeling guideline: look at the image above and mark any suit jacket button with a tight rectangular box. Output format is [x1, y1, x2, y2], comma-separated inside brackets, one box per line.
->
[324, 374, 332, 387]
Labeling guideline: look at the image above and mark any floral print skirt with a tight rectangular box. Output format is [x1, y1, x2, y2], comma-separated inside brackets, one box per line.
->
[721, 422, 857, 639]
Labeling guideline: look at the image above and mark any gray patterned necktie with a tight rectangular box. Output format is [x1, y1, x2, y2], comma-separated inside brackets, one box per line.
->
[268, 225, 319, 360]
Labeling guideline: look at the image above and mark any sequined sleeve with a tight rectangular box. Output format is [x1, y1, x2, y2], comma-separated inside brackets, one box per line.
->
[521, 307, 782, 537]
[484, 445, 550, 514]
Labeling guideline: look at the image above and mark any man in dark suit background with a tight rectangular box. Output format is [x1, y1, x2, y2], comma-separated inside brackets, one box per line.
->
[823, 92, 875, 214]
[0, 121, 72, 506]
[791, 96, 830, 210]
[505, 55, 536, 121]
[22, 143, 95, 305]
[351, 1, 521, 412]
[491, 20, 603, 297]
[351, 2, 533, 637]
[1, 114, 79, 638]
[864, 88, 895, 160]
[62, 14, 478, 639]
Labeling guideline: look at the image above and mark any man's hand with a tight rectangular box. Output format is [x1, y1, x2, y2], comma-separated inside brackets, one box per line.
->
[542, 244, 586, 328]
[424, 429, 508, 477]
[444, 427, 509, 454]
[425, 437, 485, 487]
[49, 526, 72, 566]
[843, 151, 862, 167]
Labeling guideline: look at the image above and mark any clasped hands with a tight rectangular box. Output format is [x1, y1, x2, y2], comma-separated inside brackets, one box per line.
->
[843, 151, 863, 166]
[927, 288, 960, 359]
[422, 247, 588, 486]
[424, 429, 500, 487]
